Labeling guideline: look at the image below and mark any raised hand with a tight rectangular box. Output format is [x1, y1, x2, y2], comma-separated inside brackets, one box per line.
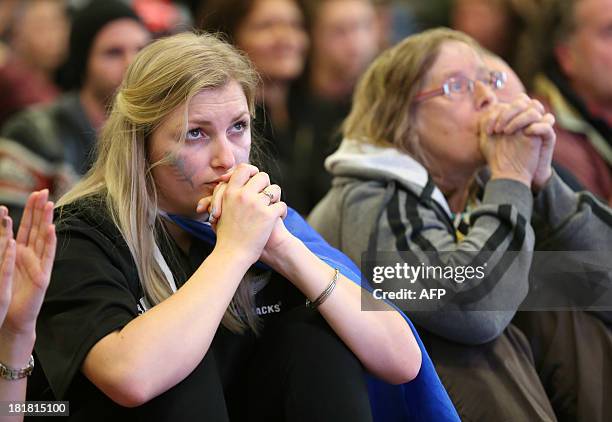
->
[1, 190, 56, 337]
[0, 206, 16, 327]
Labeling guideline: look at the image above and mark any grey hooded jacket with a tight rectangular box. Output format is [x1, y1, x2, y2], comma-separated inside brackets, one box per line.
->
[308, 139, 612, 345]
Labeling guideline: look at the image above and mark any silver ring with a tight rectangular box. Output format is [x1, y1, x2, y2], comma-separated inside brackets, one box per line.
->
[262, 187, 275, 203]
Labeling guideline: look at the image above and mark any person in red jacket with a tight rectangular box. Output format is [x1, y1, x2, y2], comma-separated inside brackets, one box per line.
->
[532, 0, 612, 205]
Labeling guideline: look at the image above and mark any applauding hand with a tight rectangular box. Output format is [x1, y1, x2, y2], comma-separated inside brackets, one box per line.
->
[0, 190, 56, 338]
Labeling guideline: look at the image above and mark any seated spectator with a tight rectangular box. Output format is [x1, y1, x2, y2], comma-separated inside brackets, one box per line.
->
[309, 27, 612, 421]
[302, 0, 378, 103]
[369, 0, 419, 49]
[532, 0, 612, 205]
[452, 0, 515, 58]
[0, 0, 150, 225]
[0, 0, 69, 125]
[197, 0, 310, 211]
[32, 31, 452, 421]
[0, 1, 19, 67]
[289, 0, 380, 214]
[0, 190, 56, 422]
[450, 0, 550, 89]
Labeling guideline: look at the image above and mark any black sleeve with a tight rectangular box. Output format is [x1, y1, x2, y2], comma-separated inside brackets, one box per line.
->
[35, 214, 141, 400]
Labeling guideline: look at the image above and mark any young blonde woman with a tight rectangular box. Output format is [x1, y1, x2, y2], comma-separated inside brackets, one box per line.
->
[309, 28, 612, 421]
[29, 32, 459, 421]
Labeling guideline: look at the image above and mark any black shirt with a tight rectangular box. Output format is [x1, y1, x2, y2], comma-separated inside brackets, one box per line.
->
[32, 197, 305, 420]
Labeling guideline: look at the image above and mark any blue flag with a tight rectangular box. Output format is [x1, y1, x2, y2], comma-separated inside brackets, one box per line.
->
[168, 208, 459, 421]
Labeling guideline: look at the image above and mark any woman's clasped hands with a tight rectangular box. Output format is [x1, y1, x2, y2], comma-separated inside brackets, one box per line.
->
[195, 163, 292, 267]
[479, 93, 556, 190]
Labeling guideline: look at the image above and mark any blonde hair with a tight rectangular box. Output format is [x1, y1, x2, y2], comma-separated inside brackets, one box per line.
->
[343, 27, 478, 157]
[57, 32, 262, 334]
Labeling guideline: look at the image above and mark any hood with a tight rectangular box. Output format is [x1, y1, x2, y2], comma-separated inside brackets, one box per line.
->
[325, 138, 452, 216]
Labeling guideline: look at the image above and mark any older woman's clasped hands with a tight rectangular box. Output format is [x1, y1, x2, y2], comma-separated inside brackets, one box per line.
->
[479, 93, 556, 190]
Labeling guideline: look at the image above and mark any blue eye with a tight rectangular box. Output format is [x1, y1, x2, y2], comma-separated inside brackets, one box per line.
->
[186, 128, 207, 142]
[230, 120, 249, 134]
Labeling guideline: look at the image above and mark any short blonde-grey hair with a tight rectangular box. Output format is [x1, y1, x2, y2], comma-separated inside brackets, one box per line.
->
[343, 27, 479, 155]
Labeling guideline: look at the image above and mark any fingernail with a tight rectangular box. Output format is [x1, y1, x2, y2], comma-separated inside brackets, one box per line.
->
[2, 217, 8, 228]
[208, 208, 216, 223]
[210, 206, 216, 217]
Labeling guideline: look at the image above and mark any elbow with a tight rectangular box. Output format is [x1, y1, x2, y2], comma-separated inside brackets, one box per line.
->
[375, 336, 422, 385]
[389, 345, 422, 385]
[81, 333, 163, 408]
[85, 365, 154, 408]
[106, 382, 151, 408]
[421, 312, 512, 345]
[103, 374, 153, 408]
[458, 315, 510, 345]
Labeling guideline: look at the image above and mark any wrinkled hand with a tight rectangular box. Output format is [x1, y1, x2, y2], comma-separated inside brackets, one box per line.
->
[198, 164, 288, 266]
[526, 112, 556, 191]
[0, 190, 56, 337]
[479, 94, 550, 187]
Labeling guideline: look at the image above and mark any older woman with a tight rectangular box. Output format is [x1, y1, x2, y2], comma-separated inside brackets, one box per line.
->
[29, 32, 438, 421]
[309, 28, 612, 421]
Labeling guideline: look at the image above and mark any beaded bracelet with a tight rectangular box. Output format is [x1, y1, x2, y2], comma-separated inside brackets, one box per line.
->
[306, 268, 340, 309]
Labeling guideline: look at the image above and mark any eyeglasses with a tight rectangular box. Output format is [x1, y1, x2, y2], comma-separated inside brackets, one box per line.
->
[414, 71, 507, 103]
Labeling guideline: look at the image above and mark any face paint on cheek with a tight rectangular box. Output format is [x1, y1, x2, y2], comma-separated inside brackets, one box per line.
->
[166, 150, 197, 190]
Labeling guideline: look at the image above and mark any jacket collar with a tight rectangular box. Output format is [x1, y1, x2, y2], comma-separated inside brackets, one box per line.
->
[326, 138, 452, 216]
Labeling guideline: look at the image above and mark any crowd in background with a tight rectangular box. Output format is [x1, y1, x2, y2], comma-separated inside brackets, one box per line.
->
[1, 0, 610, 218]
[0, 0, 611, 420]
